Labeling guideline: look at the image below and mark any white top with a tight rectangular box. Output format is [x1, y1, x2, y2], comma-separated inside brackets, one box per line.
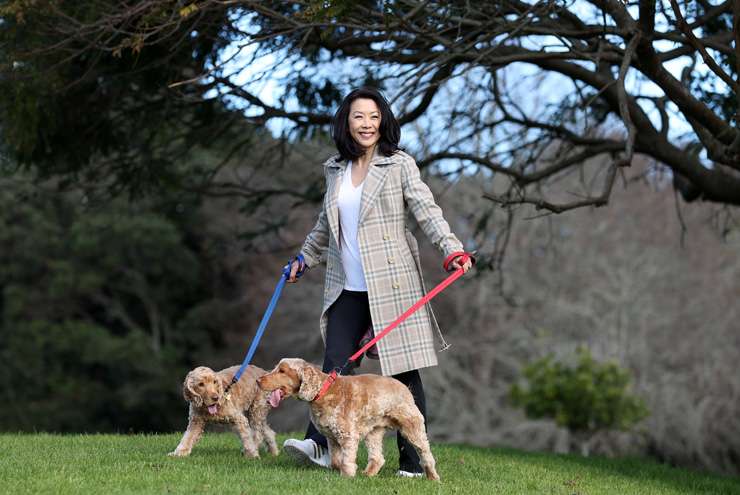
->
[337, 161, 367, 291]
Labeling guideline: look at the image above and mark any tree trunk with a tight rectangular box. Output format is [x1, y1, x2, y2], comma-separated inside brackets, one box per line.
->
[572, 431, 595, 457]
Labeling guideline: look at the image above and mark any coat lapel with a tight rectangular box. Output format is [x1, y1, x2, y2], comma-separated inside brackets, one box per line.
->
[325, 159, 346, 243]
[358, 155, 393, 225]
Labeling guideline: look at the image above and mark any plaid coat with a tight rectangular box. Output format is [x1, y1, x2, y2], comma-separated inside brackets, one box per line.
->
[300, 150, 465, 377]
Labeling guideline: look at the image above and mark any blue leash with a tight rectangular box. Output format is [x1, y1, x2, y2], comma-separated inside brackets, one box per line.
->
[225, 255, 304, 393]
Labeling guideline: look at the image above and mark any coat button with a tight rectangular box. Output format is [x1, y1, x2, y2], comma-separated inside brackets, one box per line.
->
[392, 282, 400, 289]
[387, 257, 395, 264]
[383, 233, 390, 240]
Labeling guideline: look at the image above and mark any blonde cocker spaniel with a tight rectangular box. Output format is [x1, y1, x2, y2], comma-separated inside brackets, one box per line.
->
[257, 358, 440, 480]
[169, 365, 278, 458]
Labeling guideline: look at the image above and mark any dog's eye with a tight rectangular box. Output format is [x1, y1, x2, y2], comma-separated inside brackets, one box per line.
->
[198, 382, 204, 387]
[278, 369, 284, 374]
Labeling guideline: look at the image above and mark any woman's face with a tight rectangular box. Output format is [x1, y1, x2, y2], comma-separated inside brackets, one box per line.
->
[348, 98, 381, 152]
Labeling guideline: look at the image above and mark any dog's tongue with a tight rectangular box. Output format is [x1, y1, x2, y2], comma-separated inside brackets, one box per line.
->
[268, 389, 283, 408]
[207, 404, 218, 415]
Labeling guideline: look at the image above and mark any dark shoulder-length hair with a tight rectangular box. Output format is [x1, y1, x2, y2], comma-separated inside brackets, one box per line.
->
[332, 87, 401, 161]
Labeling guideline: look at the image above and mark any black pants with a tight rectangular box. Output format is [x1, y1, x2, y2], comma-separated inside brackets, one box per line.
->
[304, 289, 427, 473]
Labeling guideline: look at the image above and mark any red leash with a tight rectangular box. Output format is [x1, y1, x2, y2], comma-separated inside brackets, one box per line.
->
[313, 252, 473, 401]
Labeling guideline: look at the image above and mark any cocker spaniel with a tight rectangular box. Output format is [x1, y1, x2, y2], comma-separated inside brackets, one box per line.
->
[257, 358, 439, 480]
[169, 365, 278, 458]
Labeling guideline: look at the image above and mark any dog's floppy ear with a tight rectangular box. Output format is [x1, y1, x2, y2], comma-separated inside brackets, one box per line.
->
[182, 369, 204, 407]
[217, 373, 232, 394]
[296, 361, 324, 401]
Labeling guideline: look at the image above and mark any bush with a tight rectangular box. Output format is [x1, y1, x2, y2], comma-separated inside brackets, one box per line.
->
[510, 347, 648, 455]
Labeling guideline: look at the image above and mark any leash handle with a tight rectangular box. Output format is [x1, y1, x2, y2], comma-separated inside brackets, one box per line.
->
[443, 251, 475, 272]
[285, 254, 306, 280]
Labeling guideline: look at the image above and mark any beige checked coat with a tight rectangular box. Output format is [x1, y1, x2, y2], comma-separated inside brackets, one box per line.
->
[299, 150, 465, 377]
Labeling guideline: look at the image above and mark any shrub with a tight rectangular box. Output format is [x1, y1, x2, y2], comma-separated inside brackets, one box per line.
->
[510, 347, 648, 455]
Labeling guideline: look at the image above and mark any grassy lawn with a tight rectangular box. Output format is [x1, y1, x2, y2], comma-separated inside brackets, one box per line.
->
[1, 433, 739, 494]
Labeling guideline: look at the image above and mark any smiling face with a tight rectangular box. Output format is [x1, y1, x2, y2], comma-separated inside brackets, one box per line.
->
[348, 98, 381, 154]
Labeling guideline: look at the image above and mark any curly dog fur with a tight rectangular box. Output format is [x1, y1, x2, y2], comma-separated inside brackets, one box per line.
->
[169, 365, 278, 458]
[257, 358, 439, 480]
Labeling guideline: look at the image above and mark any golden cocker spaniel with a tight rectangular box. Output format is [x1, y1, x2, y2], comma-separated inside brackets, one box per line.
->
[169, 365, 278, 458]
[257, 358, 439, 480]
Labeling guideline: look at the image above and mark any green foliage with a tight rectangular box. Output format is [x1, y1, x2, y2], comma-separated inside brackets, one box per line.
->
[0, 184, 228, 432]
[288, 76, 343, 114]
[691, 4, 737, 123]
[0, 0, 236, 196]
[300, 0, 360, 21]
[510, 347, 648, 434]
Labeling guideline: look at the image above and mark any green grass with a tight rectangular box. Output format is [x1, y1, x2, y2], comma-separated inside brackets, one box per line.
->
[1, 433, 739, 494]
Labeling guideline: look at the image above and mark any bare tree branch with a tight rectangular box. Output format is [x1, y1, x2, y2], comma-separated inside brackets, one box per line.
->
[483, 161, 619, 214]
[4, 0, 739, 209]
[669, 0, 737, 91]
[616, 32, 641, 167]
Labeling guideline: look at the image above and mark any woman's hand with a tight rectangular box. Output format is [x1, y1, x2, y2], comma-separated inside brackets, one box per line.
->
[449, 256, 473, 274]
[287, 259, 303, 283]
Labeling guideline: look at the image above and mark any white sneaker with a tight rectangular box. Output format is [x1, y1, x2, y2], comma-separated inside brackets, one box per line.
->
[283, 438, 330, 468]
[397, 469, 424, 478]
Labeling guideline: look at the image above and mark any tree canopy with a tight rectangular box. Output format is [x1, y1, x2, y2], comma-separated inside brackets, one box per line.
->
[1, 0, 739, 211]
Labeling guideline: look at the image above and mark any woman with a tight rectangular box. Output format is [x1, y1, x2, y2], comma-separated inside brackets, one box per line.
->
[284, 87, 472, 477]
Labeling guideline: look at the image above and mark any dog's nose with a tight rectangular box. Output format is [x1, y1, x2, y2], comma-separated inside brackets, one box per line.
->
[211, 396, 219, 402]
